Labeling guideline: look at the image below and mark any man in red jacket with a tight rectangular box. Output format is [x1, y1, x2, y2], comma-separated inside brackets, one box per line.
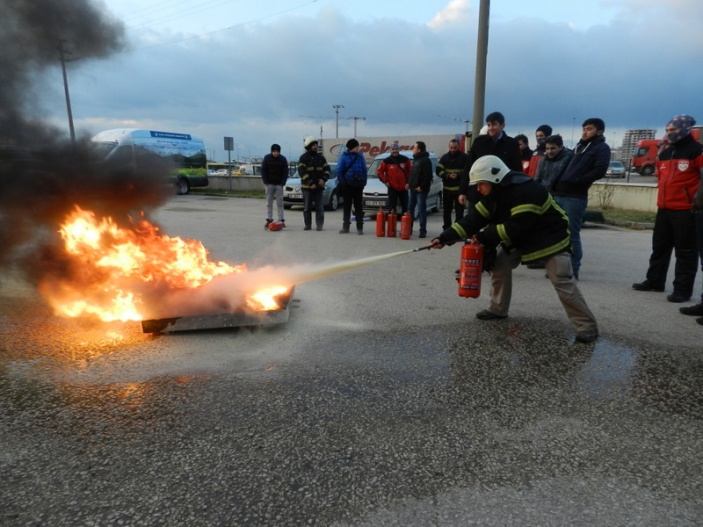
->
[377, 141, 411, 215]
[633, 114, 703, 303]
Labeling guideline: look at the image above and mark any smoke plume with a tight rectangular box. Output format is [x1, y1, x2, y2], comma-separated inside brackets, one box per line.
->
[0, 0, 174, 285]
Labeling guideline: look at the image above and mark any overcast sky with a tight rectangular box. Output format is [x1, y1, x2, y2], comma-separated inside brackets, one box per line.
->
[38, 0, 703, 161]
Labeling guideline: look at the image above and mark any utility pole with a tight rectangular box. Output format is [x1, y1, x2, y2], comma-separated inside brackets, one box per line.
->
[471, 0, 490, 141]
[348, 116, 366, 138]
[332, 104, 344, 138]
[58, 39, 76, 146]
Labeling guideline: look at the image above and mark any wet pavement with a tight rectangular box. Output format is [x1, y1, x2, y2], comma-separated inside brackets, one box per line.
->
[1, 196, 702, 526]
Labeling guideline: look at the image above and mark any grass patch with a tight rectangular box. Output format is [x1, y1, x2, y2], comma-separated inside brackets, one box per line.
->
[591, 208, 656, 224]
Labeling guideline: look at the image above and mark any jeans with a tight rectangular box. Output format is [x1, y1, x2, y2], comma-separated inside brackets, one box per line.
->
[265, 184, 284, 221]
[302, 187, 324, 228]
[553, 195, 588, 276]
[408, 191, 428, 235]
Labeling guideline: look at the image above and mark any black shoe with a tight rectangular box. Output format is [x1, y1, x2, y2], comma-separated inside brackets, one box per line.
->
[357, 229, 363, 235]
[316, 225, 323, 231]
[680, 302, 703, 316]
[419, 232, 427, 239]
[667, 292, 691, 303]
[304, 225, 312, 231]
[632, 280, 665, 292]
[265, 219, 272, 230]
[697, 317, 703, 326]
[476, 310, 507, 320]
[339, 228, 350, 234]
[575, 329, 599, 344]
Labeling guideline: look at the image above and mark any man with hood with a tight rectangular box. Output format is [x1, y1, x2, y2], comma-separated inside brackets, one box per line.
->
[633, 114, 703, 305]
[429, 155, 599, 344]
[550, 118, 610, 279]
[298, 136, 330, 231]
[336, 138, 368, 234]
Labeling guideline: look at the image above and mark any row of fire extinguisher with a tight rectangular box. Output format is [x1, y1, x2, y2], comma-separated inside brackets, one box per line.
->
[375, 208, 483, 298]
[375, 208, 413, 239]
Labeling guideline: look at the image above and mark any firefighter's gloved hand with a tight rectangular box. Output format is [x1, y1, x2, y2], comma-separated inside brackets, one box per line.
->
[483, 246, 497, 273]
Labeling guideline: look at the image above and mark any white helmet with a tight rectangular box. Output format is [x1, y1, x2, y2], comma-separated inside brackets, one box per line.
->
[469, 155, 510, 185]
[303, 136, 318, 149]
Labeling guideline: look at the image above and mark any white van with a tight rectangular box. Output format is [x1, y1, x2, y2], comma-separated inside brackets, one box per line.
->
[91, 129, 208, 195]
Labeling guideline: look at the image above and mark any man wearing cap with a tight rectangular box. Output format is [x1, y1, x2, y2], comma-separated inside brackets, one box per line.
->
[550, 118, 610, 279]
[429, 155, 599, 344]
[261, 143, 288, 230]
[378, 141, 411, 215]
[298, 136, 331, 231]
[437, 138, 469, 229]
[633, 114, 703, 304]
[336, 138, 368, 234]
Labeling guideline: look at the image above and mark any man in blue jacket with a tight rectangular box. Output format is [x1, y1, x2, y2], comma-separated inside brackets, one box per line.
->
[550, 118, 610, 279]
[336, 138, 368, 234]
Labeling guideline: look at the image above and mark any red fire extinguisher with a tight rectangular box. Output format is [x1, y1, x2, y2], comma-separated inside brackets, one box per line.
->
[458, 241, 483, 298]
[268, 220, 285, 231]
[400, 212, 412, 240]
[376, 208, 386, 237]
[387, 209, 397, 237]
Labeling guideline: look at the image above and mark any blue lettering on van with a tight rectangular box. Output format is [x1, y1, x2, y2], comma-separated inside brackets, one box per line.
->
[150, 131, 192, 141]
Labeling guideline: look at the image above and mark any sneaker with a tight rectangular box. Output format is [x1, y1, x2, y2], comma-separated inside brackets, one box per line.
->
[265, 219, 273, 230]
[304, 225, 312, 231]
[575, 329, 599, 344]
[680, 302, 703, 316]
[475, 310, 507, 320]
[667, 292, 691, 303]
[632, 280, 665, 292]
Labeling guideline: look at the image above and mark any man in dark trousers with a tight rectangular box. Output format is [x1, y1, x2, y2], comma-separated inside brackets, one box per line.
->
[408, 141, 434, 239]
[297, 136, 330, 231]
[261, 143, 288, 229]
[633, 114, 703, 303]
[459, 111, 522, 206]
[336, 138, 368, 234]
[550, 118, 610, 279]
[377, 141, 411, 215]
[437, 138, 468, 229]
[430, 155, 599, 344]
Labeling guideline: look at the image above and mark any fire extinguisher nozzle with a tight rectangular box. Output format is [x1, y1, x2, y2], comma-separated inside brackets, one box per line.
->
[413, 245, 433, 252]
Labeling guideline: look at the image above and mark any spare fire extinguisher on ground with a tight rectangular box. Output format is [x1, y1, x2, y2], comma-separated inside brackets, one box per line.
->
[387, 210, 397, 237]
[400, 212, 412, 240]
[267, 220, 285, 231]
[376, 208, 386, 237]
[458, 240, 483, 298]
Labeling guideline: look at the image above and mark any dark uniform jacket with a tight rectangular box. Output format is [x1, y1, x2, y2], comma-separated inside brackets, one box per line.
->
[297, 151, 330, 189]
[437, 151, 468, 191]
[460, 133, 522, 194]
[438, 172, 571, 263]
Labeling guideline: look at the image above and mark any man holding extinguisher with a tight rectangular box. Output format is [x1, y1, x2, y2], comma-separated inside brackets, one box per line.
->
[429, 155, 599, 344]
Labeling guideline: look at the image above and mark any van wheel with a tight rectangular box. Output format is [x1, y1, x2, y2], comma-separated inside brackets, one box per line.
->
[431, 192, 441, 212]
[641, 165, 654, 177]
[176, 178, 190, 195]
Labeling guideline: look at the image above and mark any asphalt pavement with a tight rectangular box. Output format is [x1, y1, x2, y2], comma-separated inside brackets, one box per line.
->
[1, 195, 702, 526]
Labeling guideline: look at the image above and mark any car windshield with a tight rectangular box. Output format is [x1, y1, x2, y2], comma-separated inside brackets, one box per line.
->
[367, 159, 382, 178]
[609, 161, 624, 168]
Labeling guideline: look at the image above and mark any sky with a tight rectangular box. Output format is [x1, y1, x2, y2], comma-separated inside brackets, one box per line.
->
[33, 0, 703, 161]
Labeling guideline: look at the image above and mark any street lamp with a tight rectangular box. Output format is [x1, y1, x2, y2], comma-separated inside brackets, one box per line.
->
[333, 104, 344, 138]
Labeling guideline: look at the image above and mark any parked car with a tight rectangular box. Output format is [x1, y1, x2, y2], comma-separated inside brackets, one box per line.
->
[362, 151, 442, 216]
[283, 163, 342, 211]
[606, 160, 626, 178]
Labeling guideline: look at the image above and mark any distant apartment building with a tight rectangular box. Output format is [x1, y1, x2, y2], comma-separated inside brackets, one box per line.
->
[620, 129, 656, 162]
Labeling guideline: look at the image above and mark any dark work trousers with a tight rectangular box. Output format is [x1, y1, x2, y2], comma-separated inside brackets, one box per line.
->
[302, 187, 324, 229]
[340, 185, 364, 230]
[388, 187, 409, 215]
[442, 188, 465, 229]
[645, 208, 699, 296]
[696, 212, 703, 302]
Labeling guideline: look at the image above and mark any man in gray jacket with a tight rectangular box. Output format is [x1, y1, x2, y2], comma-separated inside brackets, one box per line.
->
[535, 134, 573, 191]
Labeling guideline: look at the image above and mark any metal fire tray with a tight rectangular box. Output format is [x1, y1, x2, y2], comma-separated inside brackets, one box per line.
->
[140, 287, 295, 333]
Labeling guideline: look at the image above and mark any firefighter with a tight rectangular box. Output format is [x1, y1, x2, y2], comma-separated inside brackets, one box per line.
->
[437, 138, 468, 229]
[429, 155, 599, 344]
[297, 136, 331, 231]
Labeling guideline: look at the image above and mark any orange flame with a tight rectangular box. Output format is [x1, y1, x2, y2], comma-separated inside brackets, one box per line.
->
[41, 206, 247, 322]
[246, 286, 290, 311]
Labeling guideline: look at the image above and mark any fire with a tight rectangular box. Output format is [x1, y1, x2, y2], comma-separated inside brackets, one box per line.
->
[42, 206, 246, 322]
[246, 286, 290, 311]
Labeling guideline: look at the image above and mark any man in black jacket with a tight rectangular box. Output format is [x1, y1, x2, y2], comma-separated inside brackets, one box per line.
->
[298, 136, 330, 231]
[261, 143, 288, 229]
[459, 111, 522, 206]
[408, 141, 434, 238]
[430, 155, 599, 343]
[437, 138, 468, 229]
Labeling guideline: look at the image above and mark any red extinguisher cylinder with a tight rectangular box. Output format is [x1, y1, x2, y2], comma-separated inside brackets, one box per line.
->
[387, 210, 397, 237]
[268, 220, 285, 231]
[400, 212, 412, 240]
[376, 208, 386, 237]
[458, 242, 483, 298]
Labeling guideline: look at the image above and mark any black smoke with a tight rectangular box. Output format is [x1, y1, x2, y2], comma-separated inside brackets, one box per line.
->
[0, 0, 174, 285]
